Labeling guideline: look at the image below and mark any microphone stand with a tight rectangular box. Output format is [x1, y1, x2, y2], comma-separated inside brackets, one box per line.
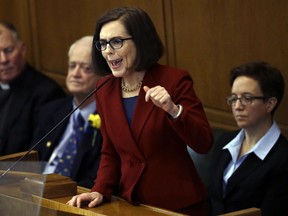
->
[0, 77, 111, 180]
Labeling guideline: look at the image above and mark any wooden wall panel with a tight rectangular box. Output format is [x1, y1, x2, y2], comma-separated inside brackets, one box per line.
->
[171, 0, 288, 135]
[0, 0, 287, 136]
[29, 0, 167, 87]
[0, 0, 34, 63]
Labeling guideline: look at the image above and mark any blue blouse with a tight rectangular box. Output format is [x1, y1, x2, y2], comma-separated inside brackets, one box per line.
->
[122, 96, 138, 125]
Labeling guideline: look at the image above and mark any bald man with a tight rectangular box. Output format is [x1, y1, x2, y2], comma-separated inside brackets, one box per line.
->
[0, 21, 65, 156]
[34, 36, 103, 188]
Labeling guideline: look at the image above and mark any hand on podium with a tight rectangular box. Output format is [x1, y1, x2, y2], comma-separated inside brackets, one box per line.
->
[67, 191, 103, 208]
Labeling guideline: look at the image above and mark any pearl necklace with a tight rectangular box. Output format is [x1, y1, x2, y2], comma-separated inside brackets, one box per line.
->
[121, 79, 143, 92]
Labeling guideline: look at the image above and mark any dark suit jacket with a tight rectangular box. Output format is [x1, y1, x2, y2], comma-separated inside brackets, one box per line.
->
[209, 130, 288, 216]
[92, 63, 213, 213]
[0, 64, 66, 156]
[34, 97, 102, 188]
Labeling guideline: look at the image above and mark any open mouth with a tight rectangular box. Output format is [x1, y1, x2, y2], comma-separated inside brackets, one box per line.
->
[109, 59, 122, 68]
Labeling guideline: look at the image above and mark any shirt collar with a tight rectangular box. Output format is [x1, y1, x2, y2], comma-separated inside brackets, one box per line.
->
[0, 83, 10, 90]
[223, 121, 280, 161]
[72, 99, 96, 126]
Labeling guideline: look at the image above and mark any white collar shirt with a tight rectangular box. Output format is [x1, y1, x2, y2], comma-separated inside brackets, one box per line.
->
[222, 121, 280, 194]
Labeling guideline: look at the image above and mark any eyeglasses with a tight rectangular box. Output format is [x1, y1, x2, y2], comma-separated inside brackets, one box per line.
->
[226, 95, 266, 106]
[95, 37, 133, 51]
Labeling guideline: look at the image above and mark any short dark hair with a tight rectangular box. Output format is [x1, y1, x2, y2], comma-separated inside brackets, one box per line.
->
[92, 6, 164, 76]
[229, 61, 285, 114]
[0, 21, 19, 40]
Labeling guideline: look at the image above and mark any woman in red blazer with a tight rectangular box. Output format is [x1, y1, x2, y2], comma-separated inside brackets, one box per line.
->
[67, 6, 213, 215]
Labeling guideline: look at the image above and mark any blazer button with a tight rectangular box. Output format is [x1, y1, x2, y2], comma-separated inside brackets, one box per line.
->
[46, 141, 52, 148]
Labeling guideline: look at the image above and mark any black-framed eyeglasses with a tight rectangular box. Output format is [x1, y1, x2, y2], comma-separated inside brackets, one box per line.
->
[95, 37, 133, 51]
[226, 94, 266, 106]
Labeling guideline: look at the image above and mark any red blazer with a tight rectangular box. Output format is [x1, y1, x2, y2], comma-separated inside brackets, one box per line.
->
[92, 64, 213, 211]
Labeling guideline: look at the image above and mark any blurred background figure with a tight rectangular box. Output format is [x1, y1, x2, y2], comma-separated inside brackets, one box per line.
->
[209, 61, 288, 216]
[34, 36, 103, 188]
[0, 21, 65, 156]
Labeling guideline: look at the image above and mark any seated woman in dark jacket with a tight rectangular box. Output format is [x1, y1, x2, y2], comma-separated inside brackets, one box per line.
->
[209, 61, 288, 216]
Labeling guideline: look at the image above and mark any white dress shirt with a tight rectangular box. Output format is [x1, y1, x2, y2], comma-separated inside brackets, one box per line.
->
[43, 99, 96, 174]
[222, 121, 281, 194]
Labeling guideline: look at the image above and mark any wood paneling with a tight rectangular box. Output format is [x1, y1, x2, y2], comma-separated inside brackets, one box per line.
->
[0, 0, 34, 63]
[0, 0, 287, 136]
[29, 0, 167, 87]
[171, 0, 288, 136]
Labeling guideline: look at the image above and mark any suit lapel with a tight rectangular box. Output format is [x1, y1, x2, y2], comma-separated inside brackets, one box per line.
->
[3, 87, 30, 135]
[130, 69, 157, 143]
[213, 149, 232, 197]
[41, 102, 71, 160]
[101, 78, 144, 160]
[2, 68, 34, 138]
[225, 153, 262, 196]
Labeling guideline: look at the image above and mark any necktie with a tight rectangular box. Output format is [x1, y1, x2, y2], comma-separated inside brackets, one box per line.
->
[55, 113, 85, 177]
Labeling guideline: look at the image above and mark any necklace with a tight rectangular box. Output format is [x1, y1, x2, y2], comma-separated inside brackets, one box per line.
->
[121, 79, 143, 92]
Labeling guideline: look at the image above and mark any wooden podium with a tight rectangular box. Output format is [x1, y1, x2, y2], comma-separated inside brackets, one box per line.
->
[0, 151, 261, 216]
[0, 181, 188, 216]
[0, 151, 187, 215]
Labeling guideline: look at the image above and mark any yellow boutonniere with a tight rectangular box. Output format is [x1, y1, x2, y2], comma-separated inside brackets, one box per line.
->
[88, 114, 101, 129]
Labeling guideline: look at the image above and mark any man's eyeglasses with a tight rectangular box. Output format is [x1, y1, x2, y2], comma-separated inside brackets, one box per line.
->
[226, 95, 266, 106]
[95, 37, 133, 51]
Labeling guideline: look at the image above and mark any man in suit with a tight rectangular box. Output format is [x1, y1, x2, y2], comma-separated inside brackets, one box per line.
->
[0, 21, 66, 156]
[209, 62, 288, 216]
[34, 36, 103, 188]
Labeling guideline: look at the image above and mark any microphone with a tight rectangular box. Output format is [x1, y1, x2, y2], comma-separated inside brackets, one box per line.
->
[0, 77, 111, 180]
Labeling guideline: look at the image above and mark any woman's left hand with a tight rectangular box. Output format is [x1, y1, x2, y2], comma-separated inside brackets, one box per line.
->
[144, 85, 179, 117]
